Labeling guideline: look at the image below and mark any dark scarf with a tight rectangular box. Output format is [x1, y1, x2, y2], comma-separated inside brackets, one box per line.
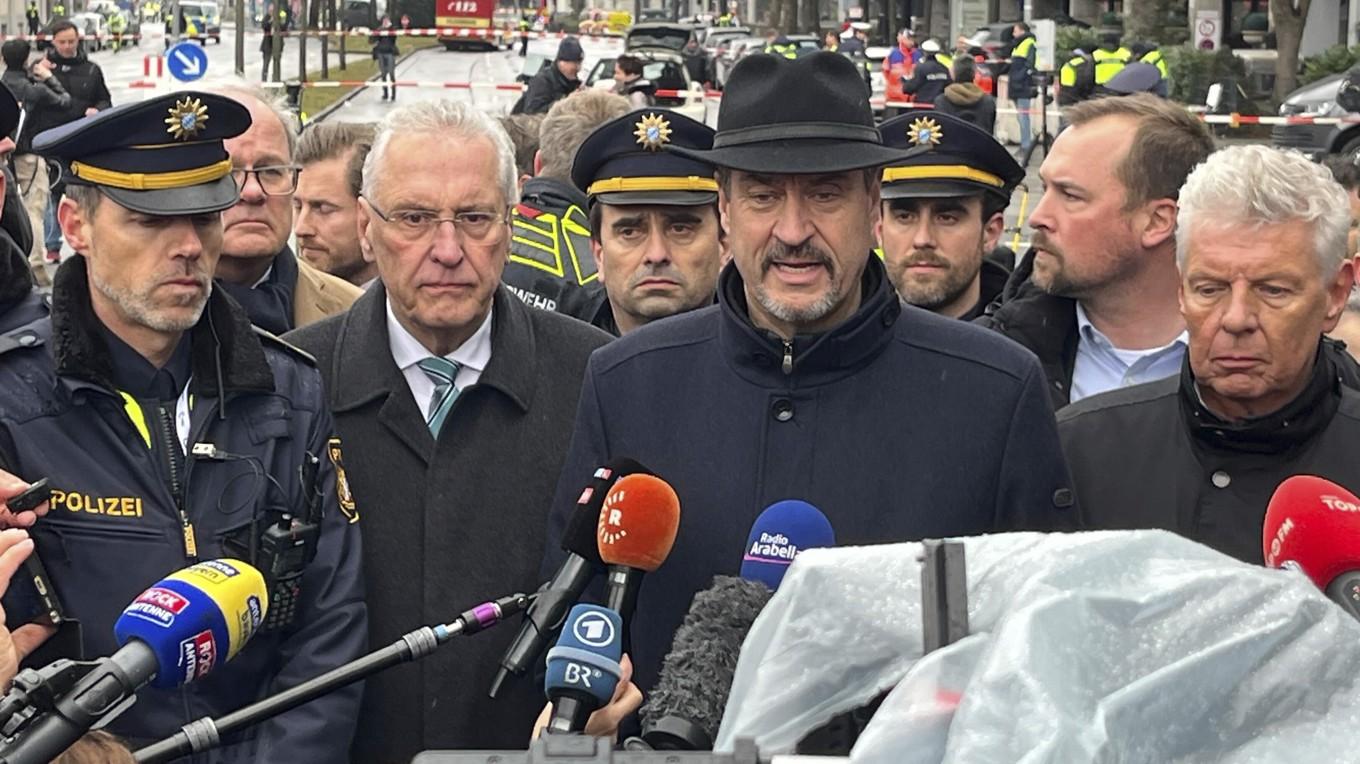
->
[215, 246, 297, 334]
[1180, 343, 1341, 456]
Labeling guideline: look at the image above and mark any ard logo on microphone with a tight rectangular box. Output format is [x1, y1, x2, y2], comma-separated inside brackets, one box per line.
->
[572, 610, 616, 648]
[598, 489, 629, 546]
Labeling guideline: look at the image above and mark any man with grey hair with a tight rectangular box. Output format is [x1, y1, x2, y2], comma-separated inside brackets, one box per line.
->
[1059, 145, 1360, 563]
[284, 99, 622, 762]
[214, 86, 362, 332]
[502, 90, 629, 328]
[294, 120, 378, 288]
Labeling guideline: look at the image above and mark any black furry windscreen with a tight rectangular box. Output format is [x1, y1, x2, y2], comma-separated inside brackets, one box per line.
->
[641, 575, 774, 743]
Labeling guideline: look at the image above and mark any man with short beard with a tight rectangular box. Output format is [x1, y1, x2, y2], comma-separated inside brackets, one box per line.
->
[294, 121, 378, 288]
[213, 86, 362, 333]
[876, 112, 1022, 320]
[544, 53, 1074, 701]
[977, 94, 1213, 408]
[0, 92, 366, 759]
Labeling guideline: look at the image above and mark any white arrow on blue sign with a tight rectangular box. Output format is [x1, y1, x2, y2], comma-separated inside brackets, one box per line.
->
[166, 42, 208, 83]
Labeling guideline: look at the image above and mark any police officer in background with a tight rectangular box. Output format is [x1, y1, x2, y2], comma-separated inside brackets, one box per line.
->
[876, 112, 1023, 320]
[571, 110, 723, 335]
[901, 39, 950, 104]
[0, 92, 367, 758]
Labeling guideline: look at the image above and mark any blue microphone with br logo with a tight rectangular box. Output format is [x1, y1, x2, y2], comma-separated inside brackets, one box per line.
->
[543, 603, 624, 734]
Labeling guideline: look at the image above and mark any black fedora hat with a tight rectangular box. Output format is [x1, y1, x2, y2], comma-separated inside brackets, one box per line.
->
[666, 52, 919, 174]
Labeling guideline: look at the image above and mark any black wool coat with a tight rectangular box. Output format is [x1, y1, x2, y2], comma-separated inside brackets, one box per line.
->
[286, 284, 612, 762]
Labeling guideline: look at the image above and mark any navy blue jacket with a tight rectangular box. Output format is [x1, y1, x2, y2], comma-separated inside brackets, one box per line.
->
[544, 257, 1075, 695]
[0, 257, 367, 762]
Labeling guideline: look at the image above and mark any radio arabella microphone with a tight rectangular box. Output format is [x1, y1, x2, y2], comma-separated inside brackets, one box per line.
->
[638, 501, 835, 751]
[543, 604, 625, 735]
[1263, 475, 1360, 619]
[0, 560, 266, 764]
[597, 474, 680, 647]
[739, 499, 836, 591]
[491, 458, 653, 698]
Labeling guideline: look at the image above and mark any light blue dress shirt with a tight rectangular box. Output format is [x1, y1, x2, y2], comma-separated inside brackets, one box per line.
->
[1069, 302, 1188, 404]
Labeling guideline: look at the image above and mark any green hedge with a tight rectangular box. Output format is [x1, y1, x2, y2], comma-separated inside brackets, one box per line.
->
[1301, 44, 1360, 86]
[1163, 45, 1247, 105]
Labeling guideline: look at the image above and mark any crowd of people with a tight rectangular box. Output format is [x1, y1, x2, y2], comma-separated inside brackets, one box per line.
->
[0, 23, 1355, 763]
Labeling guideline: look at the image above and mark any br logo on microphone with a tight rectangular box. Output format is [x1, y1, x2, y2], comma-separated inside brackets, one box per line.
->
[572, 610, 616, 648]
[564, 661, 602, 688]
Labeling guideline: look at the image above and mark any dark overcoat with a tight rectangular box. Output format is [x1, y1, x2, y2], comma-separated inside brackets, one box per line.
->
[287, 284, 611, 762]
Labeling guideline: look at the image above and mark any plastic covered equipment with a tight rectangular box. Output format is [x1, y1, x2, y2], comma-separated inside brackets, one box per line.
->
[716, 530, 1360, 762]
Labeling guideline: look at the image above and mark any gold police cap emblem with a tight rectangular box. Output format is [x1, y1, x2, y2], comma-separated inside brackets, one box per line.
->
[164, 96, 210, 141]
[633, 113, 672, 152]
[907, 117, 944, 148]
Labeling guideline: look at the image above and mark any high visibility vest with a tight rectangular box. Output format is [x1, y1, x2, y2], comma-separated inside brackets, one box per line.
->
[765, 42, 796, 59]
[1140, 48, 1168, 79]
[52, 3, 64, 15]
[933, 52, 952, 68]
[186, 18, 197, 35]
[1012, 36, 1035, 60]
[1093, 47, 1130, 85]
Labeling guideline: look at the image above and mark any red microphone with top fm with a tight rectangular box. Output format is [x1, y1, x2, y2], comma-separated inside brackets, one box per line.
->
[1263, 474, 1360, 619]
[597, 474, 681, 651]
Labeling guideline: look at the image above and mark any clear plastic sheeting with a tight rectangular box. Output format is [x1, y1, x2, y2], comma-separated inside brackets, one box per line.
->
[715, 530, 1360, 762]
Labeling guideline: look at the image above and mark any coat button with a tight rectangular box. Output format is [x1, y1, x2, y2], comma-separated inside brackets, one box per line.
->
[1052, 488, 1074, 508]
[1211, 470, 1231, 488]
[16, 333, 36, 346]
[771, 398, 794, 422]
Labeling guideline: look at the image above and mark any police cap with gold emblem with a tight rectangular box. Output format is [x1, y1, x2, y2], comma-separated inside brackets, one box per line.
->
[877, 112, 1024, 202]
[31, 91, 250, 216]
[571, 109, 717, 207]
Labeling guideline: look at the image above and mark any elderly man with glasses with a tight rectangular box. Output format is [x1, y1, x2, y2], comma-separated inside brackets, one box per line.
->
[213, 86, 361, 334]
[284, 99, 620, 762]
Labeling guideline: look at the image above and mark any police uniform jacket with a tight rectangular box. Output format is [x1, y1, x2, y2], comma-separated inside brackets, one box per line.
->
[976, 250, 1360, 408]
[0, 257, 367, 761]
[900, 55, 950, 104]
[285, 283, 612, 761]
[503, 176, 609, 326]
[543, 256, 1076, 697]
[1059, 349, 1360, 563]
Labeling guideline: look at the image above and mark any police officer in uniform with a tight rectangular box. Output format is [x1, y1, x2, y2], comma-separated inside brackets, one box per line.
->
[876, 111, 1023, 320]
[0, 92, 367, 758]
[571, 109, 722, 335]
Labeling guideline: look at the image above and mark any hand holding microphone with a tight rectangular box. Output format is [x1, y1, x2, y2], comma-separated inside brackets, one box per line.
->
[0, 530, 54, 691]
[0, 559, 267, 764]
[531, 604, 642, 741]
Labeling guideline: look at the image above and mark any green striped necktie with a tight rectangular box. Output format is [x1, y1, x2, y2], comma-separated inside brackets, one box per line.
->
[417, 356, 462, 436]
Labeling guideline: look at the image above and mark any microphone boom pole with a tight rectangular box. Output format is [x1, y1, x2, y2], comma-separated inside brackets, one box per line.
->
[134, 593, 533, 764]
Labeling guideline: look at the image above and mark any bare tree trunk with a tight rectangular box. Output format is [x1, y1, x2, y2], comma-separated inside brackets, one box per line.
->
[780, 0, 794, 32]
[1271, 0, 1309, 102]
[769, 0, 782, 31]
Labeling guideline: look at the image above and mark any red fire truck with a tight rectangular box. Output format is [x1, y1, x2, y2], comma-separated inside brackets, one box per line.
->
[437, 0, 506, 50]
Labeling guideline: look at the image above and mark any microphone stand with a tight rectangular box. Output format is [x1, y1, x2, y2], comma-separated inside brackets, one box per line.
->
[134, 592, 534, 764]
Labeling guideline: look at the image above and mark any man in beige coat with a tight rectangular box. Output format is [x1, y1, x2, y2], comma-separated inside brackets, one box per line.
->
[213, 85, 361, 332]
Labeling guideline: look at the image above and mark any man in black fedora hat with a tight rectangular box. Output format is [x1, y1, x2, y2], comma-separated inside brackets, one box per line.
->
[543, 52, 1075, 701]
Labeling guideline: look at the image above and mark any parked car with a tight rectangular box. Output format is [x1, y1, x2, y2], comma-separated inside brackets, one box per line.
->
[625, 22, 696, 52]
[178, 0, 222, 44]
[69, 12, 108, 51]
[1272, 72, 1354, 160]
[584, 49, 706, 122]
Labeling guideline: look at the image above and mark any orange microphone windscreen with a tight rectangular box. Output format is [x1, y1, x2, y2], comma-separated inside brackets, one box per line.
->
[597, 473, 681, 572]
[1263, 474, 1360, 589]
